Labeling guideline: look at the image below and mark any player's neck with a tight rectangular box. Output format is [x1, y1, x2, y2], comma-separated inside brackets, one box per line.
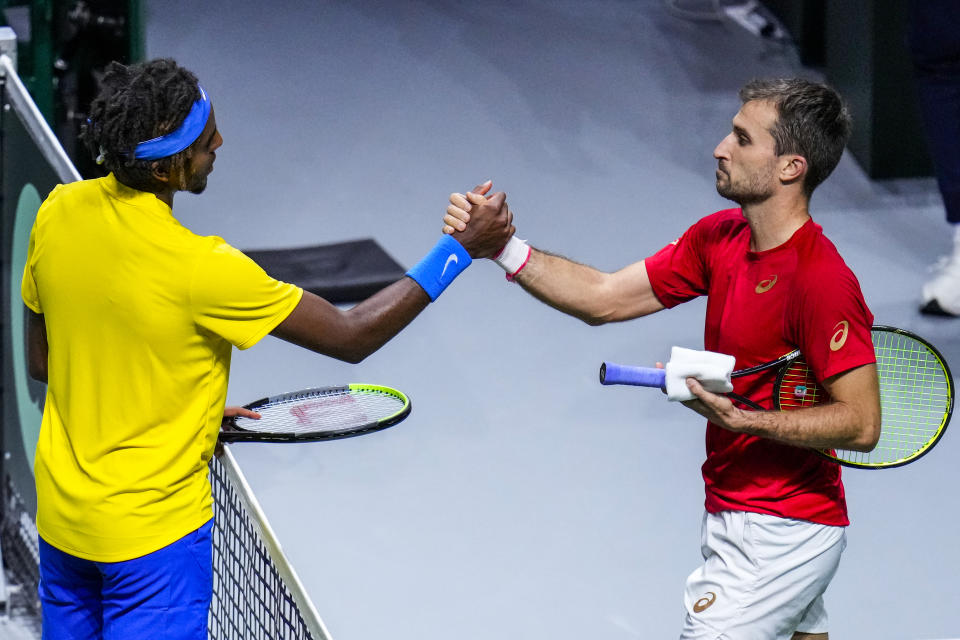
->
[741, 193, 810, 252]
[155, 189, 174, 209]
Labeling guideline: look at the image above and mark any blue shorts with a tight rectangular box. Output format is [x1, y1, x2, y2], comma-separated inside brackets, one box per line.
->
[38, 519, 213, 640]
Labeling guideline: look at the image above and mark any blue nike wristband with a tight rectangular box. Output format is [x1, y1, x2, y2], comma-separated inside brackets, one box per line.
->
[406, 235, 472, 301]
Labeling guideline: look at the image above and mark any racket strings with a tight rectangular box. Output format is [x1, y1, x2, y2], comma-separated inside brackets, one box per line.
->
[235, 389, 406, 435]
[834, 331, 951, 466]
[777, 362, 824, 409]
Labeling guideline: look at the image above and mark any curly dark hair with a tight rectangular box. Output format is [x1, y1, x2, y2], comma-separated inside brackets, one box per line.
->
[80, 58, 201, 191]
[739, 78, 852, 198]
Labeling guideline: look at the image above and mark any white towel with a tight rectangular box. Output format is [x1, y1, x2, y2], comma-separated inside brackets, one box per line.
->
[664, 346, 735, 402]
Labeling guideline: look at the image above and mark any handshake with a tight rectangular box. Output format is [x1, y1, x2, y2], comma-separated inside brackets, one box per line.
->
[441, 180, 531, 280]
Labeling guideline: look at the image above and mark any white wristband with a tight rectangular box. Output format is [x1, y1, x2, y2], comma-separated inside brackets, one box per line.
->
[493, 236, 531, 280]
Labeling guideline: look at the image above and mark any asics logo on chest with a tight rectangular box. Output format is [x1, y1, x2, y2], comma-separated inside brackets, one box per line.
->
[755, 274, 778, 294]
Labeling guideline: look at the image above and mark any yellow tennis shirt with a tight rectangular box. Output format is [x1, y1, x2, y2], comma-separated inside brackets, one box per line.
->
[21, 174, 303, 562]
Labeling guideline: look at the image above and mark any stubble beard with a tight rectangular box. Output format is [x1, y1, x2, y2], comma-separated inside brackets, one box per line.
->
[186, 170, 209, 195]
[715, 167, 775, 206]
[188, 178, 207, 195]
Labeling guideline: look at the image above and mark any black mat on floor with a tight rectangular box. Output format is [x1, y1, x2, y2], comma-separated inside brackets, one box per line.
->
[244, 238, 406, 304]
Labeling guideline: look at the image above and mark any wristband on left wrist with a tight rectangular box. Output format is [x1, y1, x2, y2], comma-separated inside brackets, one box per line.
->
[406, 235, 472, 301]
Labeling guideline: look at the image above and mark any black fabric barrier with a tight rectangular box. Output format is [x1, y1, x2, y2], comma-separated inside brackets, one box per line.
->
[244, 238, 406, 304]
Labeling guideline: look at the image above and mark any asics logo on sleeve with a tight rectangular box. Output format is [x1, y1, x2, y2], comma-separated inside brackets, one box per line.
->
[693, 591, 717, 613]
[830, 320, 849, 351]
[441, 253, 458, 279]
[755, 275, 778, 294]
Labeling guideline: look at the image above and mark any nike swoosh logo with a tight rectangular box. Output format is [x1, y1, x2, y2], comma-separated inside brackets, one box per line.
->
[441, 253, 458, 279]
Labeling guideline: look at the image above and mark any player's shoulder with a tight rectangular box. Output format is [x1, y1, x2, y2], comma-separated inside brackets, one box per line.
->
[684, 208, 748, 245]
[199, 236, 265, 271]
[205, 235, 247, 256]
[699, 208, 746, 228]
[33, 180, 98, 230]
[37, 179, 89, 209]
[793, 222, 865, 295]
[797, 221, 854, 272]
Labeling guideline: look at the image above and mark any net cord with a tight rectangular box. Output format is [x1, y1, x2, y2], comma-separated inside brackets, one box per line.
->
[215, 445, 333, 640]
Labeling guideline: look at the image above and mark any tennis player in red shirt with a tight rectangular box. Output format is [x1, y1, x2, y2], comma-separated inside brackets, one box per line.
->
[444, 78, 880, 640]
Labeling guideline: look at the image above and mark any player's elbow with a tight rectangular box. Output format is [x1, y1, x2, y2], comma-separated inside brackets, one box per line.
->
[859, 420, 882, 452]
[849, 411, 882, 452]
[337, 348, 369, 365]
[576, 295, 626, 325]
[580, 312, 612, 326]
[28, 360, 47, 383]
[329, 331, 383, 364]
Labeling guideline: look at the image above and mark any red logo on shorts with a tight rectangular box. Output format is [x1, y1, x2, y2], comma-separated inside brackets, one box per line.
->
[693, 591, 717, 613]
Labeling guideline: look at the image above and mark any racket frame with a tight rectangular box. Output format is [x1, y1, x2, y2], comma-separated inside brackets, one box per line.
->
[219, 383, 411, 443]
[828, 325, 953, 469]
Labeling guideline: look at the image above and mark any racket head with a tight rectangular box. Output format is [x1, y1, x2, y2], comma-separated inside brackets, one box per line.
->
[829, 326, 953, 469]
[773, 327, 954, 469]
[219, 383, 411, 443]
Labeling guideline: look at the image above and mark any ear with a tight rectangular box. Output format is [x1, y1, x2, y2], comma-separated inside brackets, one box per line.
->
[779, 154, 807, 184]
[151, 161, 171, 184]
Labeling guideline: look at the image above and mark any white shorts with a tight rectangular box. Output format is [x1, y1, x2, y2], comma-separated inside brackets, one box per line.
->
[679, 510, 846, 640]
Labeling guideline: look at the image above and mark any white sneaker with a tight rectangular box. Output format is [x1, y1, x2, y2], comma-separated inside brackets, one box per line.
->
[920, 226, 960, 316]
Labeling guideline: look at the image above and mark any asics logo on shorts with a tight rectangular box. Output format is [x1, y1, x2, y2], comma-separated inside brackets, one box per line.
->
[693, 591, 717, 613]
[755, 274, 778, 294]
[441, 253, 458, 279]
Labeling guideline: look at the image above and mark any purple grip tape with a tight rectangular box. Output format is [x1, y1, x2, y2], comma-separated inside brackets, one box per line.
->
[599, 362, 666, 388]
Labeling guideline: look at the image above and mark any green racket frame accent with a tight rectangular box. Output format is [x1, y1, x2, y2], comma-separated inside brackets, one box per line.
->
[346, 383, 412, 429]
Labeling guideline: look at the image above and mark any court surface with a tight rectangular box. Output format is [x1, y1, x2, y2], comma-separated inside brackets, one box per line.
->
[147, 2, 959, 638]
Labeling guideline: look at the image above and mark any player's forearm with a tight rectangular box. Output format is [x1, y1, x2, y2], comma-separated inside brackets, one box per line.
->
[732, 400, 880, 452]
[513, 250, 662, 325]
[511, 249, 604, 323]
[272, 280, 430, 364]
[339, 278, 432, 362]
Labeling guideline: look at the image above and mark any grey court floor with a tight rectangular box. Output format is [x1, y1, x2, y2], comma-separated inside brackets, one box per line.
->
[148, 2, 959, 639]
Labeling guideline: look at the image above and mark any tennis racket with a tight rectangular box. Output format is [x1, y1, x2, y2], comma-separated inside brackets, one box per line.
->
[599, 326, 954, 469]
[220, 384, 411, 443]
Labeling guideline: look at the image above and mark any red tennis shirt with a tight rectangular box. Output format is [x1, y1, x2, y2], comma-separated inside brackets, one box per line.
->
[644, 209, 875, 526]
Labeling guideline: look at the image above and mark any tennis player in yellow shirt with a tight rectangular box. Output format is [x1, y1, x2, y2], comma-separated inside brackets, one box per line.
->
[22, 58, 512, 640]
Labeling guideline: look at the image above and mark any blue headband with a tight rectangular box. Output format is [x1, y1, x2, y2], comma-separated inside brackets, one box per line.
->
[132, 86, 211, 160]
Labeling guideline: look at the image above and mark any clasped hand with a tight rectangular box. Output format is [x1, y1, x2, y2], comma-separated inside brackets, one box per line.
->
[443, 180, 514, 258]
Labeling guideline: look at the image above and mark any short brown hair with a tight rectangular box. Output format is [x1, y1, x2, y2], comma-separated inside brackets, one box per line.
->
[739, 78, 852, 197]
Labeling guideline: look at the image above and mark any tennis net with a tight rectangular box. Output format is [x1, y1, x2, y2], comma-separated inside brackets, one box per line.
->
[0, 448, 331, 640]
[209, 446, 332, 640]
